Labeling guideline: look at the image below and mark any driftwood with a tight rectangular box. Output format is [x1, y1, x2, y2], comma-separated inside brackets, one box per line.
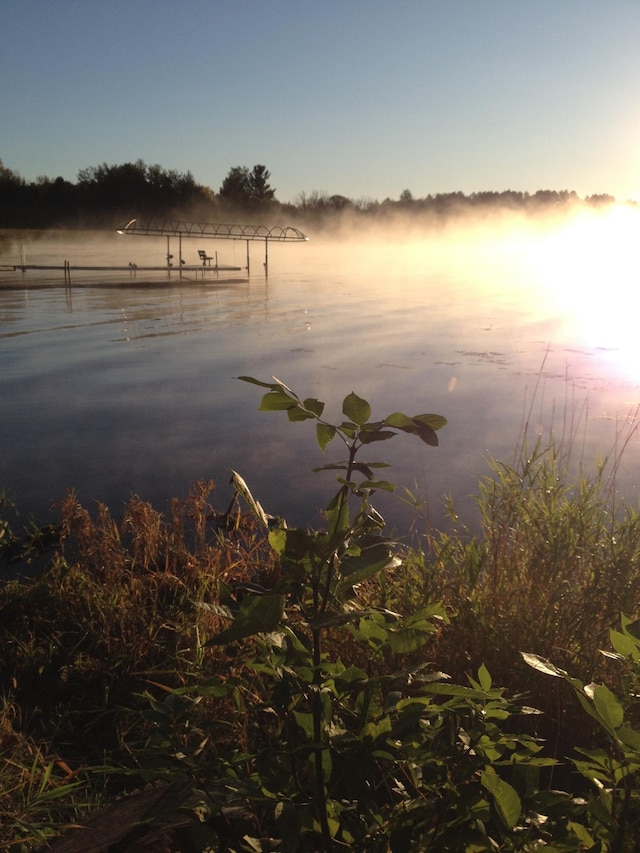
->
[44, 779, 197, 853]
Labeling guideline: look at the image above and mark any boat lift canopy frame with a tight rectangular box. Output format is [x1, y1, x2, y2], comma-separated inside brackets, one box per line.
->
[116, 218, 308, 275]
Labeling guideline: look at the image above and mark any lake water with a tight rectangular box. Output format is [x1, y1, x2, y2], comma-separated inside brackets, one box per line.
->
[2, 210, 640, 537]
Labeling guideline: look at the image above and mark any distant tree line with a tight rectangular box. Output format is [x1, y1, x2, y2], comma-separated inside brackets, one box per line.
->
[0, 156, 623, 229]
[0, 159, 277, 228]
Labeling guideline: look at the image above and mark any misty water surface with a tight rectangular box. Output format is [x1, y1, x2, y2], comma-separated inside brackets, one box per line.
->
[1, 213, 639, 536]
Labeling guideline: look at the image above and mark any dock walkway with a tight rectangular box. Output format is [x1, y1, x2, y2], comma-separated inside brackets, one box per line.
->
[0, 262, 242, 287]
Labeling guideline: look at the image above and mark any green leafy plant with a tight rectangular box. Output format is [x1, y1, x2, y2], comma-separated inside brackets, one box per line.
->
[156, 377, 570, 851]
[524, 615, 640, 851]
[200, 377, 448, 849]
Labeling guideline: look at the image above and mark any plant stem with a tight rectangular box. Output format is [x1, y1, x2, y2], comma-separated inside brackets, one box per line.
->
[312, 626, 333, 852]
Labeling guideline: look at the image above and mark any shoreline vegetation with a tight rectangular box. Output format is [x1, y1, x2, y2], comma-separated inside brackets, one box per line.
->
[2, 378, 640, 850]
[0, 157, 630, 233]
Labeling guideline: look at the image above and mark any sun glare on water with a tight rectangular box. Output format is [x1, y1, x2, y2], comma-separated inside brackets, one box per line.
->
[526, 205, 640, 384]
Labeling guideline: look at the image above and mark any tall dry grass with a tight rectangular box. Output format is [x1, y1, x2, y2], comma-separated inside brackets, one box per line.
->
[0, 480, 281, 849]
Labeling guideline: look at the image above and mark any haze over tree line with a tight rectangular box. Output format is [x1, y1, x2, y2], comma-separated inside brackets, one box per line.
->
[0, 157, 621, 230]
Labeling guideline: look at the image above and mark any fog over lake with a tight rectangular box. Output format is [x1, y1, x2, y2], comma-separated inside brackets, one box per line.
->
[2, 210, 639, 536]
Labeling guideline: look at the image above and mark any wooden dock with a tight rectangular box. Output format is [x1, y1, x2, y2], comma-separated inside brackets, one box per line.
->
[0, 262, 243, 287]
[0, 218, 307, 285]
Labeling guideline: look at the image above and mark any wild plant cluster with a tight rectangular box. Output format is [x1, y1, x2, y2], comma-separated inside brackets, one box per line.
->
[2, 378, 640, 852]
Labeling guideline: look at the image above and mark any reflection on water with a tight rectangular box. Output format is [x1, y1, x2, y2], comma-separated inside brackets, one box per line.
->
[1, 214, 639, 536]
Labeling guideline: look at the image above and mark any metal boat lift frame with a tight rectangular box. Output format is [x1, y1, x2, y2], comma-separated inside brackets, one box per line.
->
[116, 218, 308, 277]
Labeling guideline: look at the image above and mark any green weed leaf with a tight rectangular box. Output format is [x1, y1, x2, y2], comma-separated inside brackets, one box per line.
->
[481, 767, 522, 830]
[384, 412, 414, 430]
[609, 628, 640, 660]
[207, 593, 285, 644]
[478, 663, 492, 691]
[316, 423, 336, 452]
[287, 405, 316, 422]
[303, 397, 325, 417]
[567, 821, 597, 848]
[358, 479, 396, 493]
[591, 683, 624, 731]
[237, 375, 278, 389]
[384, 412, 444, 446]
[359, 429, 396, 444]
[362, 715, 392, 742]
[413, 413, 448, 431]
[413, 421, 439, 446]
[342, 392, 371, 425]
[336, 543, 398, 594]
[259, 389, 298, 412]
[617, 726, 640, 751]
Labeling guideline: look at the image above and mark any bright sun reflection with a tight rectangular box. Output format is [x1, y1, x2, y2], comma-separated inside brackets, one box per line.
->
[524, 205, 640, 384]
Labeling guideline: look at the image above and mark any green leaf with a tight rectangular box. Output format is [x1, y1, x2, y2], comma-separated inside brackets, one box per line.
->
[481, 768, 522, 830]
[478, 663, 492, 691]
[259, 389, 298, 411]
[316, 423, 336, 452]
[237, 375, 279, 389]
[383, 412, 438, 446]
[386, 627, 434, 655]
[293, 710, 314, 739]
[312, 462, 348, 473]
[343, 392, 371, 426]
[405, 603, 449, 627]
[336, 543, 398, 594]
[335, 665, 368, 686]
[207, 593, 285, 644]
[357, 479, 396, 493]
[267, 525, 287, 556]
[338, 421, 358, 438]
[287, 405, 316, 422]
[413, 413, 448, 431]
[359, 429, 396, 444]
[362, 715, 392, 742]
[592, 684, 624, 731]
[413, 421, 439, 447]
[422, 683, 496, 699]
[219, 580, 234, 608]
[326, 494, 350, 536]
[383, 412, 446, 447]
[308, 610, 369, 630]
[567, 821, 596, 848]
[609, 629, 640, 660]
[622, 616, 640, 640]
[617, 726, 640, 751]
[269, 527, 315, 562]
[303, 397, 325, 417]
[340, 542, 399, 577]
[351, 461, 376, 479]
[384, 412, 414, 430]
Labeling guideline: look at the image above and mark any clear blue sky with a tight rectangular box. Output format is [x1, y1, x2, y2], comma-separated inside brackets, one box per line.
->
[2, 1, 640, 204]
